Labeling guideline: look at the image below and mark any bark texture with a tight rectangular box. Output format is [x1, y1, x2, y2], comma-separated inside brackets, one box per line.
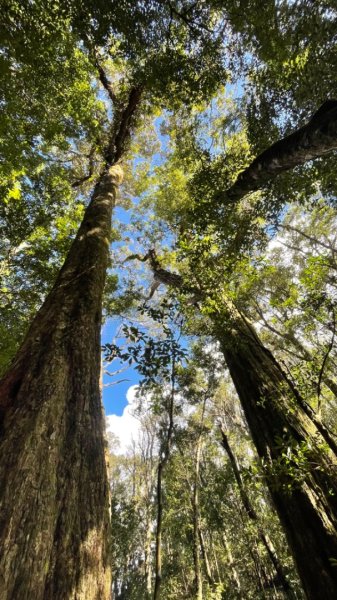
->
[0, 165, 122, 599]
[216, 311, 337, 600]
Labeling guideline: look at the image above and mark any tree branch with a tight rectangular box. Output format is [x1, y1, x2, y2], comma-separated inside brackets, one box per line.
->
[95, 55, 117, 105]
[71, 144, 96, 188]
[124, 249, 186, 299]
[220, 100, 337, 204]
[105, 86, 143, 165]
[166, 1, 212, 33]
[124, 252, 151, 263]
[317, 306, 336, 410]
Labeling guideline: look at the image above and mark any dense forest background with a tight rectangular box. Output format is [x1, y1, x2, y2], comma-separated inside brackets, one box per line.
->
[1, 1, 337, 599]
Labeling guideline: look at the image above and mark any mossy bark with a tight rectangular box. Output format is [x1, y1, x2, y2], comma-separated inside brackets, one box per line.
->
[216, 312, 337, 600]
[0, 166, 121, 599]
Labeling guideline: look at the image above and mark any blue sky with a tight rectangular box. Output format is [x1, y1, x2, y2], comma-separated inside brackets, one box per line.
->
[101, 116, 169, 417]
[101, 318, 139, 416]
[100, 91, 244, 417]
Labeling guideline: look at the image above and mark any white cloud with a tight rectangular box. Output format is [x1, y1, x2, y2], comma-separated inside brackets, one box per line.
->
[106, 385, 142, 455]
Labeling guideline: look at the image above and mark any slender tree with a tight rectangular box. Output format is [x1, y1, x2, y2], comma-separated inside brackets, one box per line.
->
[219, 424, 294, 597]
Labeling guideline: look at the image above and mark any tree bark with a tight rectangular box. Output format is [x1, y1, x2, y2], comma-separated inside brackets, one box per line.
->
[215, 311, 337, 600]
[221, 101, 337, 204]
[0, 165, 124, 599]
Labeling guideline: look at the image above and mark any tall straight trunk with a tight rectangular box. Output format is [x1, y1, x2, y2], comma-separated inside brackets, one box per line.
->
[221, 533, 241, 594]
[220, 426, 295, 598]
[153, 462, 164, 600]
[192, 434, 203, 600]
[0, 164, 123, 599]
[208, 533, 222, 585]
[145, 512, 153, 596]
[153, 357, 175, 600]
[214, 310, 337, 600]
[198, 529, 214, 587]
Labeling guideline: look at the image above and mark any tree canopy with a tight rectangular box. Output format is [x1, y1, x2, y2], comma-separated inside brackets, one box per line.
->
[1, 1, 337, 599]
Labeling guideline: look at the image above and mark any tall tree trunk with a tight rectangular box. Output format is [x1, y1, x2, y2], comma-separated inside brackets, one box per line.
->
[208, 533, 222, 585]
[215, 310, 337, 600]
[192, 433, 203, 600]
[153, 462, 164, 600]
[198, 529, 214, 587]
[221, 533, 241, 595]
[0, 164, 123, 599]
[145, 512, 153, 596]
[139, 99, 337, 599]
[153, 356, 175, 600]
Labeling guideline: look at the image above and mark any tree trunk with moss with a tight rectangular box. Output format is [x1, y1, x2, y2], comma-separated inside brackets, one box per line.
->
[0, 164, 124, 600]
[215, 311, 337, 600]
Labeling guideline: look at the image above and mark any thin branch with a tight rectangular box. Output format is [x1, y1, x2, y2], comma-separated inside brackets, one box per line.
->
[166, 0, 213, 33]
[124, 252, 151, 263]
[317, 306, 336, 411]
[95, 54, 117, 105]
[103, 366, 129, 377]
[104, 378, 131, 388]
[279, 222, 334, 253]
[71, 144, 96, 188]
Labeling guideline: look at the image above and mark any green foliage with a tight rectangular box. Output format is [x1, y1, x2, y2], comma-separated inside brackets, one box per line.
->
[2, 2, 337, 597]
[104, 300, 188, 391]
